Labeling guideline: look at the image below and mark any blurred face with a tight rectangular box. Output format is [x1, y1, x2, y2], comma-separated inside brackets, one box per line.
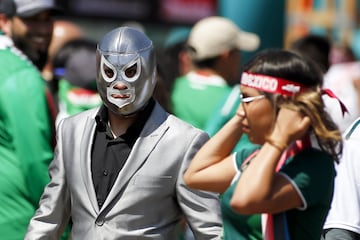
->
[0, 14, 13, 37]
[239, 85, 275, 144]
[11, 10, 54, 70]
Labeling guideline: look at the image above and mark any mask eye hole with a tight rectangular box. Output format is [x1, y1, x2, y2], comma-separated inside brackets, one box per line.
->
[100, 55, 117, 82]
[104, 65, 115, 78]
[125, 63, 137, 78]
[121, 57, 141, 82]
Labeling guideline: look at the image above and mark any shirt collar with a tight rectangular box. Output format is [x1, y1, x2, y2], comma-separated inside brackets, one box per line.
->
[95, 98, 155, 141]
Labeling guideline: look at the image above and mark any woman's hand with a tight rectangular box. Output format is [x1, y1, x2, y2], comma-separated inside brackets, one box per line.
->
[269, 107, 311, 146]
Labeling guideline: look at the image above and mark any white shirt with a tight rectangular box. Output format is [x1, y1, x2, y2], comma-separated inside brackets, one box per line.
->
[323, 117, 360, 234]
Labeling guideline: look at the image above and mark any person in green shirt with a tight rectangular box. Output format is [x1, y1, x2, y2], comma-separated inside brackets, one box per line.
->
[184, 49, 343, 239]
[0, 0, 59, 238]
[171, 16, 259, 130]
[51, 38, 102, 126]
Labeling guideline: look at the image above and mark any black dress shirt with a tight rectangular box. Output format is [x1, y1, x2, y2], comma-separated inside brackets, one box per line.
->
[91, 99, 155, 208]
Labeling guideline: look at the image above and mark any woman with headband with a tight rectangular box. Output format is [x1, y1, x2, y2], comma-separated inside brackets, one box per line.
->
[184, 49, 343, 239]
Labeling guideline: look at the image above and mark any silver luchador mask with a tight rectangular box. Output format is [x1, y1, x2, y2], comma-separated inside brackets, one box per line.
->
[96, 27, 157, 116]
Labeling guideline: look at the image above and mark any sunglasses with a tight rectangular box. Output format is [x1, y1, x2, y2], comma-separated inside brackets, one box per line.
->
[240, 94, 265, 103]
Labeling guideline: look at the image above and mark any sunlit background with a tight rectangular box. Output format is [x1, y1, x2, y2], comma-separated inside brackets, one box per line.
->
[55, 0, 360, 64]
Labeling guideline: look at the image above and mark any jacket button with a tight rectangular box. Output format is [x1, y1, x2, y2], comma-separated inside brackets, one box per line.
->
[95, 219, 104, 226]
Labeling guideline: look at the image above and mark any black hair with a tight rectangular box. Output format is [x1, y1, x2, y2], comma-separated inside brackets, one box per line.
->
[289, 34, 331, 74]
[243, 49, 323, 87]
[52, 38, 97, 91]
[186, 45, 218, 68]
[53, 38, 96, 70]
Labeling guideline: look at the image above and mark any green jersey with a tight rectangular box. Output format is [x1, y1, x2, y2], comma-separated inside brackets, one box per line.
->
[171, 71, 231, 130]
[0, 32, 54, 239]
[221, 145, 335, 240]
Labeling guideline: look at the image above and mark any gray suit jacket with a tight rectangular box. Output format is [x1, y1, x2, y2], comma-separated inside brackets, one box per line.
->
[25, 102, 222, 239]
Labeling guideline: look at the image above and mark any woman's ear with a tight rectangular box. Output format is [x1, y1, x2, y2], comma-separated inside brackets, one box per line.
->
[272, 94, 288, 115]
[275, 94, 291, 104]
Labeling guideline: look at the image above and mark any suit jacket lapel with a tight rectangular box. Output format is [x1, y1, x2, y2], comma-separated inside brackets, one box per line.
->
[80, 116, 100, 213]
[101, 103, 169, 211]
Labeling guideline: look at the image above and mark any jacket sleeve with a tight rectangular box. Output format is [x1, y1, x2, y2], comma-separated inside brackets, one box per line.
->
[5, 67, 54, 206]
[176, 131, 223, 240]
[25, 119, 71, 240]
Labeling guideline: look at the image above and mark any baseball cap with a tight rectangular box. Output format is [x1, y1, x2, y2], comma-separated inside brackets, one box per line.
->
[14, 0, 59, 17]
[187, 16, 260, 60]
[0, 0, 16, 18]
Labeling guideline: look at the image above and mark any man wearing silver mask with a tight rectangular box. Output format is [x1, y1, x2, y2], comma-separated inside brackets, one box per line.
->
[96, 27, 157, 116]
[25, 27, 222, 239]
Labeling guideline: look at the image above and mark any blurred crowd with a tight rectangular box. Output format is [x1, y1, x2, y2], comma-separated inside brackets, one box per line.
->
[1, 0, 360, 239]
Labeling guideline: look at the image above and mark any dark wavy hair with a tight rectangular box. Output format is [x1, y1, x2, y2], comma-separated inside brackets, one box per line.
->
[242, 49, 342, 162]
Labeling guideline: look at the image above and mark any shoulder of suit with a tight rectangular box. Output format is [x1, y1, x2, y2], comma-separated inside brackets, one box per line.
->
[62, 107, 100, 124]
[149, 104, 206, 137]
[167, 113, 206, 135]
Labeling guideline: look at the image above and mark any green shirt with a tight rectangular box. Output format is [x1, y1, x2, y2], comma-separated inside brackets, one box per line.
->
[171, 71, 231, 130]
[221, 145, 262, 240]
[221, 146, 335, 240]
[0, 34, 54, 239]
[57, 79, 101, 122]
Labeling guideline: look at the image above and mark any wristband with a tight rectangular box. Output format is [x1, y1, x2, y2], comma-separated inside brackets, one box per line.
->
[265, 138, 287, 152]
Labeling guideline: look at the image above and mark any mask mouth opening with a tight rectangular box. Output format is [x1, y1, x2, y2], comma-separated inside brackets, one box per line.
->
[108, 88, 133, 99]
[106, 81, 135, 109]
